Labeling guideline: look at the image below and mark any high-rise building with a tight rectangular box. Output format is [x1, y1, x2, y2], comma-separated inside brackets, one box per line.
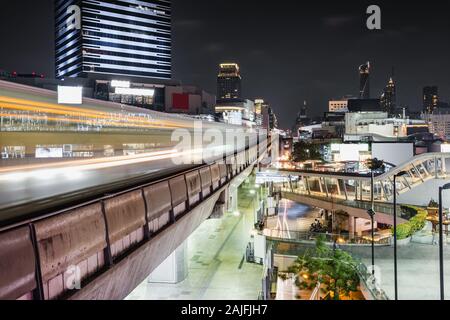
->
[55, 0, 172, 80]
[359, 62, 371, 99]
[299, 100, 308, 119]
[381, 77, 396, 115]
[217, 63, 242, 101]
[254, 98, 268, 126]
[268, 107, 278, 130]
[423, 86, 439, 114]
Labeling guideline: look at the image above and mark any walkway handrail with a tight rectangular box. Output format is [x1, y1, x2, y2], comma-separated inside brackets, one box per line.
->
[374, 152, 450, 182]
[262, 229, 392, 246]
[273, 152, 450, 182]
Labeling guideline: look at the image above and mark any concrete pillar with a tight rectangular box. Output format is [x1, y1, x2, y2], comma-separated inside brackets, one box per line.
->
[348, 216, 356, 239]
[148, 241, 188, 284]
[228, 186, 239, 213]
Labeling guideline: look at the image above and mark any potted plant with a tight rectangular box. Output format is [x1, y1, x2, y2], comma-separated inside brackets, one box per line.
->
[393, 223, 413, 245]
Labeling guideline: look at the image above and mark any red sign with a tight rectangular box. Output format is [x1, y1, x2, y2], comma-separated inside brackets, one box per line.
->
[172, 93, 189, 110]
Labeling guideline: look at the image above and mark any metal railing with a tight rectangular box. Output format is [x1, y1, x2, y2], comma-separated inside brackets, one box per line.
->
[262, 229, 392, 246]
[278, 187, 404, 217]
[357, 263, 390, 300]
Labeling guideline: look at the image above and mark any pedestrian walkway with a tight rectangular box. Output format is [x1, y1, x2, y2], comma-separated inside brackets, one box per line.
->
[265, 199, 321, 231]
[126, 183, 263, 300]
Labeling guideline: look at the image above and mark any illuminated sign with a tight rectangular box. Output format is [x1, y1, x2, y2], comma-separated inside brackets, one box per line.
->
[36, 147, 63, 159]
[58, 86, 83, 104]
[115, 87, 155, 96]
[111, 80, 131, 88]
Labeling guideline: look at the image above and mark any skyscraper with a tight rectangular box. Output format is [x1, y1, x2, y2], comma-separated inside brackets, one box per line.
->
[55, 0, 172, 80]
[423, 86, 439, 114]
[359, 62, 371, 99]
[381, 77, 396, 115]
[217, 63, 242, 101]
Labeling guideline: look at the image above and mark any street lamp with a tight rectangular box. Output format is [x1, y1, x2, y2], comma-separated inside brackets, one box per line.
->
[438, 183, 450, 300]
[366, 158, 384, 280]
[393, 170, 408, 301]
[367, 208, 376, 277]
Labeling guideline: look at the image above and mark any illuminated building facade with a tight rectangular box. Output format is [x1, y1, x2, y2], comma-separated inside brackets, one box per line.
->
[254, 99, 268, 126]
[217, 63, 242, 101]
[329, 100, 349, 113]
[55, 0, 172, 80]
[423, 86, 439, 114]
[359, 62, 371, 99]
[380, 77, 396, 115]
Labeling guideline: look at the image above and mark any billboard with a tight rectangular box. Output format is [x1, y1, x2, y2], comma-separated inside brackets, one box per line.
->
[172, 93, 190, 110]
[58, 86, 82, 104]
[36, 147, 63, 158]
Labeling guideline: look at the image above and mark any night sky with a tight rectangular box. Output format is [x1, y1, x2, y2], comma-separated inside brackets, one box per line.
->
[1, 0, 450, 128]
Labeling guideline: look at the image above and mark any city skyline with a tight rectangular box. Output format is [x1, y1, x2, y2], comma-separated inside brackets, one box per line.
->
[1, 0, 450, 128]
[3, 0, 450, 304]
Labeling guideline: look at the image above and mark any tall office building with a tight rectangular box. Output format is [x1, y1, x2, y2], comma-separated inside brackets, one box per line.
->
[381, 77, 396, 115]
[423, 86, 439, 114]
[55, 0, 172, 80]
[359, 62, 371, 99]
[217, 63, 242, 101]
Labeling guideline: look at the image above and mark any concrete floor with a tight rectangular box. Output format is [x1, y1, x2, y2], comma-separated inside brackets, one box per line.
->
[126, 182, 263, 300]
[359, 242, 450, 300]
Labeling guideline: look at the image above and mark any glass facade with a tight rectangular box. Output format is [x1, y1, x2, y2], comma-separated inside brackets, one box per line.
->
[55, 0, 171, 80]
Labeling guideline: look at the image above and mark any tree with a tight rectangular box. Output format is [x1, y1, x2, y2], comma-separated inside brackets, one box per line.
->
[366, 158, 385, 173]
[287, 237, 360, 300]
[291, 141, 322, 163]
[428, 199, 439, 208]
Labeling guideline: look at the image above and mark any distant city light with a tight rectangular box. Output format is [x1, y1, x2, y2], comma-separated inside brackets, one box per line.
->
[57, 86, 83, 104]
[441, 144, 450, 153]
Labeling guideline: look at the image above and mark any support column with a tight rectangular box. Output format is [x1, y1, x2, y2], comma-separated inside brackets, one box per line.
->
[335, 178, 342, 197]
[442, 156, 447, 175]
[435, 157, 439, 179]
[318, 177, 324, 194]
[148, 241, 188, 284]
[228, 186, 239, 213]
[323, 178, 329, 198]
[412, 163, 424, 182]
[359, 181, 363, 201]
[305, 177, 311, 195]
[343, 179, 349, 201]
[348, 216, 356, 239]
